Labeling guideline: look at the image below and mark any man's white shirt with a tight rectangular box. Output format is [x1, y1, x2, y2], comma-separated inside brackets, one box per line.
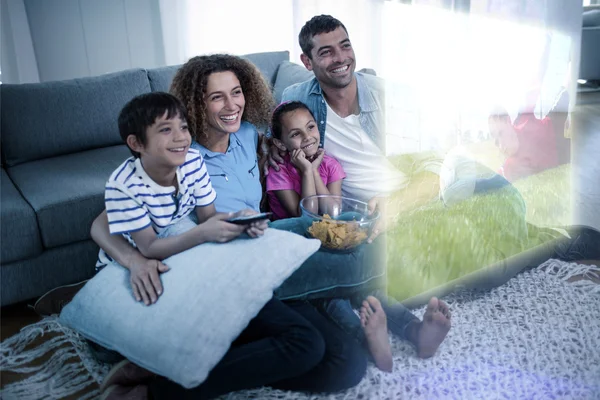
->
[323, 102, 407, 202]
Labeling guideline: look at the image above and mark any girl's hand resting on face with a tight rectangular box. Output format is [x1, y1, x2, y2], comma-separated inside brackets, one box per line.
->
[310, 148, 325, 170]
[290, 149, 312, 173]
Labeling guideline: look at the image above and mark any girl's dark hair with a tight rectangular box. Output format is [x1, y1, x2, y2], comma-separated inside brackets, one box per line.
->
[170, 54, 274, 144]
[270, 101, 316, 140]
[118, 92, 189, 158]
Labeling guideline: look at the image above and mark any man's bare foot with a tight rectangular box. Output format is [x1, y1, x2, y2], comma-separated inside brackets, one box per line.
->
[415, 297, 451, 358]
[360, 296, 393, 372]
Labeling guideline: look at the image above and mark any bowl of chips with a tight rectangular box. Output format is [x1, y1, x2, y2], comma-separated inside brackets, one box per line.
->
[300, 195, 379, 252]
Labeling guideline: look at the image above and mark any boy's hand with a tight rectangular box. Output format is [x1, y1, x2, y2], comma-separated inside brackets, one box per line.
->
[265, 141, 286, 175]
[291, 149, 312, 172]
[129, 258, 170, 306]
[311, 148, 325, 170]
[201, 213, 246, 243]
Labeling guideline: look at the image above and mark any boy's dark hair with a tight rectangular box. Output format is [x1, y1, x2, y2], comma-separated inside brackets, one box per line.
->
[270, 101, 316, 140]
[118, 92, 189, 158]
[299, 15, 348, 59]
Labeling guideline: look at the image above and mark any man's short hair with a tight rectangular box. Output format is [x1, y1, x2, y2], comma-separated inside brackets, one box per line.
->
[118, 92, 189, 158]
[299, 15, 348, 58]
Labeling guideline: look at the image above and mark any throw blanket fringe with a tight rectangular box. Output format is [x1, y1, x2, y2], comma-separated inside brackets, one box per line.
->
[0, 316, 107, 400]
[540, 258, 600, 294]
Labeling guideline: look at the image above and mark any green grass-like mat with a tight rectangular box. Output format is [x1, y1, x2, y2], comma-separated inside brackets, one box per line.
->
[384, 157, 570, 301]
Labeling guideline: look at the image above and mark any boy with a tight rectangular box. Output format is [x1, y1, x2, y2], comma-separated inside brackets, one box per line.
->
[97, 92, 259, 297]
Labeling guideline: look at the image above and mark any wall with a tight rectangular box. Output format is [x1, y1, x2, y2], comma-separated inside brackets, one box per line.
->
[23, 0, 165, 82]
[1, 0, 39, 83]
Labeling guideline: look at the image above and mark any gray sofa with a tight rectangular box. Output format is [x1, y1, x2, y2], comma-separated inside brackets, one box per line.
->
[580, 8, 600, 82]
[1, 51, 316, 306]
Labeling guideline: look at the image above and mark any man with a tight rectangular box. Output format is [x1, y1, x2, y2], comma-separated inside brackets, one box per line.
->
[267, 14, 452, 368]
[268, 15, 443, 236]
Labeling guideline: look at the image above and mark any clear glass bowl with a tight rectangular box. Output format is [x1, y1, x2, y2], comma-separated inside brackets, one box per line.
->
[299, 195, 379, 252]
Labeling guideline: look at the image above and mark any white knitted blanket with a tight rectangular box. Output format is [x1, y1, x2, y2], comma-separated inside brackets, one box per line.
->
[2, 259, 599, 400]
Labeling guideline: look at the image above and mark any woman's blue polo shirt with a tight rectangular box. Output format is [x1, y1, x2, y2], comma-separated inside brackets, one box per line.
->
[191, 121, 262, 213]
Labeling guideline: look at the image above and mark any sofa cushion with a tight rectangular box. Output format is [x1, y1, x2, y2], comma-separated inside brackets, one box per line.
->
[147, 51, 290, 93]
[147, 65, 181, 93]
[7, 145, 132, 248]
[582, 9, 600, 27]
[272, 62, 377, 104]
[1, 169, 43, 263]
[243, 51, 290, 87]
[1, 69, 150, 167]
[273, 61, 315, 104]
[1, 240, 98, 306]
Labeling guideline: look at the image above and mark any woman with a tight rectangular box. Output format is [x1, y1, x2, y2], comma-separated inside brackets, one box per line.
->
[91, 54, 367, 399]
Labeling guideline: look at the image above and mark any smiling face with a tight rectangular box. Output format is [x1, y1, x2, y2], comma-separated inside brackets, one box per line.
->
[301, 26, 356, 90]
[204, 71, 246, 137]
[275, 108, 320, 157]
[128, 111, 191, 171]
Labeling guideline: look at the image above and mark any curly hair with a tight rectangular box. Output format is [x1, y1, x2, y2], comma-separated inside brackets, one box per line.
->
[170, 54, 274, 144]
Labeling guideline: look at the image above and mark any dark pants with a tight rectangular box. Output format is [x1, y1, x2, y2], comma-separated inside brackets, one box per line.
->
[147, 299, 367, 399]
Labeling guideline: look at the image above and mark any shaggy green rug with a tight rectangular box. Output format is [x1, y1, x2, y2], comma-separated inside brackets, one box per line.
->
[384, 157, 570, 301]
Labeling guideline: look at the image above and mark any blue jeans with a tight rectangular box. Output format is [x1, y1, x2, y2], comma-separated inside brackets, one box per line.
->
[148, 300, 367, 399]
[270, 218, 387, 301]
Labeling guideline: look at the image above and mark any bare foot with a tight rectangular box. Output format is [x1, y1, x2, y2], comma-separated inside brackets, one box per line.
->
[360, 296, 393, 372]
[416, 297, 451, 358]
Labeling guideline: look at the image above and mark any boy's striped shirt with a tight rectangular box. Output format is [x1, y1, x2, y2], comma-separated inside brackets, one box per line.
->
[96, 148, 216, 269]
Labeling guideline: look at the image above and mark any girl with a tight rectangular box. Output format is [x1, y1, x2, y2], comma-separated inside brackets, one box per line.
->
[267, 101, 345, 220]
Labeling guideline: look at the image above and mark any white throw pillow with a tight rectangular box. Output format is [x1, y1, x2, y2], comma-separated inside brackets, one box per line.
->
[60, 228, 320, 389]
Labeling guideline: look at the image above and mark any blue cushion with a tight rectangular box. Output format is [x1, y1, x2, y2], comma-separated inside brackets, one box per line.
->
[7, 145, 133, 248]
[147, 51, 290, 93]
[59, 222, 320, 389]
[0, 169, 42, 263]
[0, 69, 150, 167]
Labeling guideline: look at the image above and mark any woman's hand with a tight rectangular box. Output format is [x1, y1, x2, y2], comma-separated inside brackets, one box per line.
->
[246, 219, 268, 238]
[290, 149, 312, 173]
[231, 209, 269, 238]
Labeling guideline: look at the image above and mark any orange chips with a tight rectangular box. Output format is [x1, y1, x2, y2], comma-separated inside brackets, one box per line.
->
[308, 214, 368, 250]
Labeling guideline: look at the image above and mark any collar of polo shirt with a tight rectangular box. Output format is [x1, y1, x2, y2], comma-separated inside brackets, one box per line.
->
[199, 133, 242, 159]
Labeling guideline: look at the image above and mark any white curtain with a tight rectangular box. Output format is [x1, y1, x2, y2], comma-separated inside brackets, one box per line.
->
[158, 0, 385, 70]
[159, 0, 581, 154]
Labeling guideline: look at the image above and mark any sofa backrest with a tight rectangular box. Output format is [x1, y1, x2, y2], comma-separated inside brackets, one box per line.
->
[147, 51, 290, 93]
[1, 68, 151, 167]
[0, 51, 292, 167]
